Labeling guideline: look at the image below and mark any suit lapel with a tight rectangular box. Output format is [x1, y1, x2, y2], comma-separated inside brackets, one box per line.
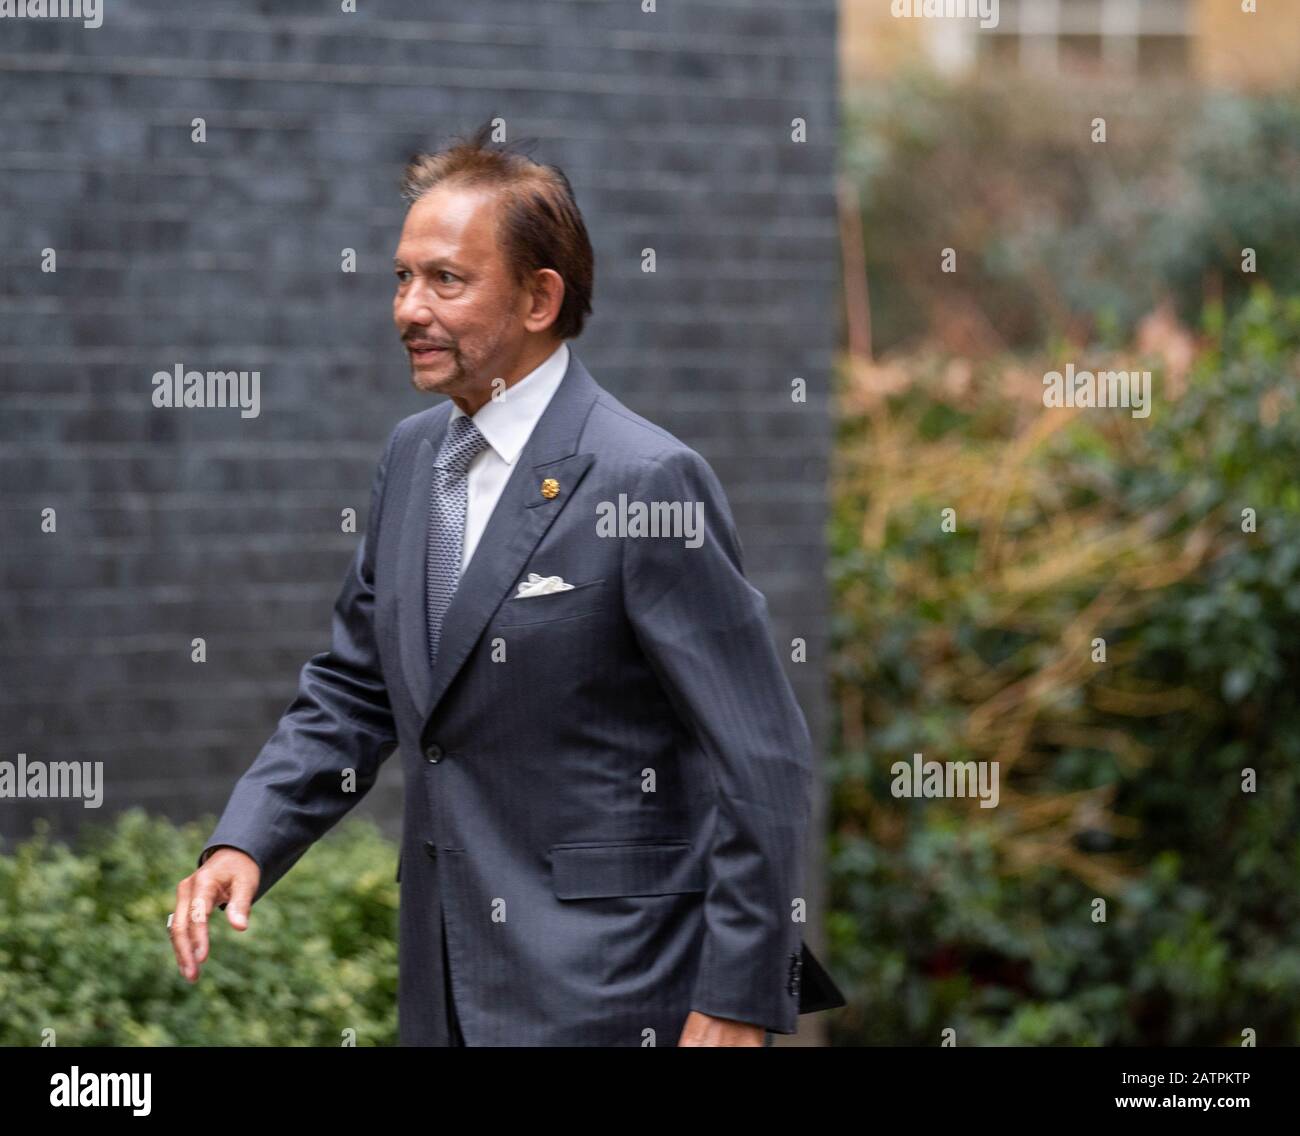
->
[396, 348, 602, 724]
[396, 428, 444, 714]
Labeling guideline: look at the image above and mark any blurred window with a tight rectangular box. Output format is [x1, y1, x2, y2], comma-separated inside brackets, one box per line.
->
[961, 0, 1192, 78]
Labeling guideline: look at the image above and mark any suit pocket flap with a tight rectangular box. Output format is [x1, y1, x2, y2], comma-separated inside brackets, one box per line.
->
[497, 579, 608, 627]
[549, 841, 705, 899]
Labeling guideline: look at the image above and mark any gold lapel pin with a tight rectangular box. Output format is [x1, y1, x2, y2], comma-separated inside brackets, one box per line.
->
[540, 477, 560, 500]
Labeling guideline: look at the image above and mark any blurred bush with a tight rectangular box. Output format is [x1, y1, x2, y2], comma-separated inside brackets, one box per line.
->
[827, 286, 1300, 1045]
[842, 72, 1300, 356]
[0, 810, 398, 1045]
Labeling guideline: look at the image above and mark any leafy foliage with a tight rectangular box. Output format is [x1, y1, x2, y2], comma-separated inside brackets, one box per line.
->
[828, 287, 1300, 1045]
[0, 810, 399, 1046]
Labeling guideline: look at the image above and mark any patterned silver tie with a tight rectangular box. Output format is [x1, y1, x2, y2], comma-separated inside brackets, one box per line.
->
[426, 414, 490, 668]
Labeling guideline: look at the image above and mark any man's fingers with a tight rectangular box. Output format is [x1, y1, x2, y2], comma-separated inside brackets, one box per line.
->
[225, 874, 256, 931]
[170, 878, 197, 982]
[187, 873, 223, 965]
[169, 851, 260, 985]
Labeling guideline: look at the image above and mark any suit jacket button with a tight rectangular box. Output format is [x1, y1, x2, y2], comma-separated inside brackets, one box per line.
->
[424, 841, 438, 860]
[424, 743, 443, 763]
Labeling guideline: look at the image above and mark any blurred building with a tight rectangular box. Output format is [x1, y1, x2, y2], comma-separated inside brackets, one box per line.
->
[843, 0, 1300, 87]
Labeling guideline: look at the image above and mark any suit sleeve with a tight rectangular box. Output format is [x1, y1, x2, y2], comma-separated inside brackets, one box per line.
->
[197, 428, 401, 905]
[621, 448, 814, 1034]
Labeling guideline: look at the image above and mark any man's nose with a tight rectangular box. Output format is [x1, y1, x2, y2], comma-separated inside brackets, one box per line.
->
[395, 286, 433, 328]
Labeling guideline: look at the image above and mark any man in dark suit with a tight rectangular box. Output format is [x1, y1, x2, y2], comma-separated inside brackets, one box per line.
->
[170, 125, 840, 1046]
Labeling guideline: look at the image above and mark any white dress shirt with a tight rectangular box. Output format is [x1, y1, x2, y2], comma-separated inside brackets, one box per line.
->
[449, 340, 570, 574]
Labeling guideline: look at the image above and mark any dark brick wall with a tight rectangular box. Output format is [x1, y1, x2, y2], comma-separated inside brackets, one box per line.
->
[0, 0, 838, 874]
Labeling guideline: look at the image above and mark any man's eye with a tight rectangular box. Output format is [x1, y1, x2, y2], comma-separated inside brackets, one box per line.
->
[438, 272, 458, 284]
[395, 270, 411, 283]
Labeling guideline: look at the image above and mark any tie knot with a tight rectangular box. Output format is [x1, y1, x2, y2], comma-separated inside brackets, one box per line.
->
[436, 414, 490, 474]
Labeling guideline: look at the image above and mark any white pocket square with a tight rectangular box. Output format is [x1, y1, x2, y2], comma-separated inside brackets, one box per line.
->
[514, 572, 575, 598]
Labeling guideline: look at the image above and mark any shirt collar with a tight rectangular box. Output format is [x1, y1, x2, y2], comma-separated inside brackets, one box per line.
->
[448, 341, 570, 467]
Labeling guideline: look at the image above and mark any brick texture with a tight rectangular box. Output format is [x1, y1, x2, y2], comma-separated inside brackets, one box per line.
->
[0, 1, 838, 889]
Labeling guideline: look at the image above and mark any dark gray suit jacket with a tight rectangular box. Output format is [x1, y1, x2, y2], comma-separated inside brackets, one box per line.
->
[201, 348, 831, 1045]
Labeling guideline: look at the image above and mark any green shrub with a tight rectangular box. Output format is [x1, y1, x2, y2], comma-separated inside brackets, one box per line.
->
[828, 287, 1300, 1045]
[0, 809, 399, 1046]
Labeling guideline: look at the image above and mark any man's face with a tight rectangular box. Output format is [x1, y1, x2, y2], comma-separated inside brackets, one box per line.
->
[392, 182, 530, 402]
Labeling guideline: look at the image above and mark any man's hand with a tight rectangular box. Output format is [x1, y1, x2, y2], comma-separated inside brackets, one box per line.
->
[677, 1010, 766, 1047]
[169, 847, 260, 983]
